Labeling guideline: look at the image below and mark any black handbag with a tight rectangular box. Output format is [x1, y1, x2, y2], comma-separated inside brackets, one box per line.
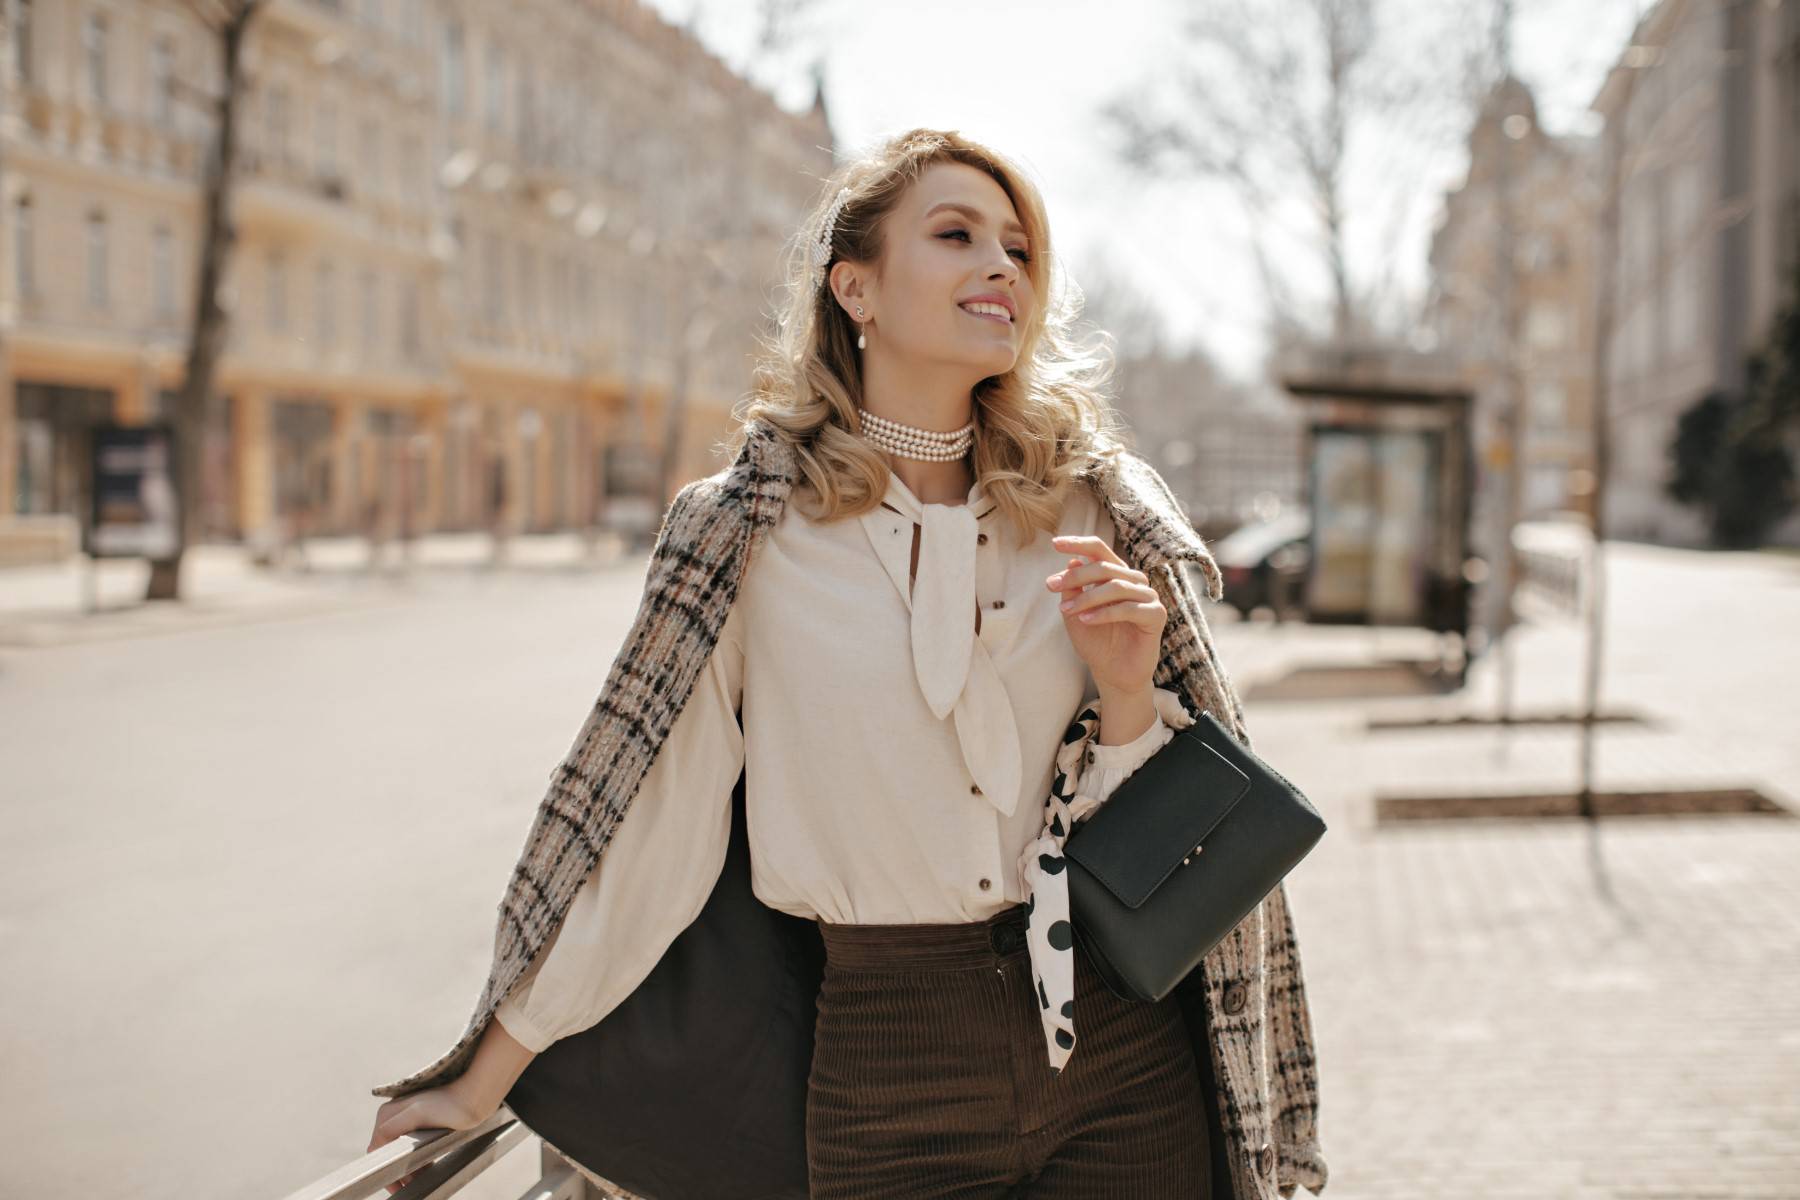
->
[1063, 709, 1327, 1004]
[504, 767, 825, 1200]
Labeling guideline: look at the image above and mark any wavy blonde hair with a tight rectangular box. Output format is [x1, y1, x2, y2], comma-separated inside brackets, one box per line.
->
[727, 127, 1132, 550]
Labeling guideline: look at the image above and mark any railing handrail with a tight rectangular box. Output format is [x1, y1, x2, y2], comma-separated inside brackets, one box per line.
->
[277, 1106, 604, 1200]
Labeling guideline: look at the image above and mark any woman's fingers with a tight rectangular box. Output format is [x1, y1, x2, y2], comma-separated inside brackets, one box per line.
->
[1057, 577, 1155, 617]
[369, 1098, 408, 1151]
[369, 1098, 431, 1194]
[1047, 557, 1132, 590]
[1068, 599, 1164, 629]
[1050, 533, 1120, 565]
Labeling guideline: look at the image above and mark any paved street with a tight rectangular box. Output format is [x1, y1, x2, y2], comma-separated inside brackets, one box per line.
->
[1, 538, 1796, 1198]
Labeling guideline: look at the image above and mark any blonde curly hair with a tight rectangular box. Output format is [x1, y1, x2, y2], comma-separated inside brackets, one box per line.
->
[726, 127, 1133, 550]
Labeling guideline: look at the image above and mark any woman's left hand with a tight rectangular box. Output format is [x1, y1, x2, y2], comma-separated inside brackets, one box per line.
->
[1045, 534, 1167, 695]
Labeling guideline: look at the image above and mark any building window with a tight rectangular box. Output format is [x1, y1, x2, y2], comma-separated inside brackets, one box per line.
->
[358, 118, 381, 197]
[265, 84, 290, 168]
[316, 98, 338, 179]
[441, 20, 465, 119]
[152, 225, 175, 318]
[268, 250, 288, 332]
[518, 245, 535, 328]
[1529, 379, 1566, 434]
[150, 35, 176, 129]
[315, 259, 336, 347]
[399, 132, 422, 202]
[574, 263, 592, 338]
[484, 40, 504, 133]
[400, 278, 420, 361]
[13, 195, 33, 300]
[482, 230, 502, 328]
[85, 210, 108, 307]
[9, 0, 33, 84]
[515, 71, 535, 160]
[360, 267, 379, 355]
[82, 9, 107, 107]
[1526, 302, 1566, 351]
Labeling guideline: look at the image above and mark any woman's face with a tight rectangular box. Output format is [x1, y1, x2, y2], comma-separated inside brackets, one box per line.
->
[841, 161, 1037, 384]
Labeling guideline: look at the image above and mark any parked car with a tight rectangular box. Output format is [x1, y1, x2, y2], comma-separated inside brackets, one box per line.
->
[1213, 512, 1310, 620]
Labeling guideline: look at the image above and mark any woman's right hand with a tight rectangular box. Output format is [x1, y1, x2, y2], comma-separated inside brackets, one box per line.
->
[366, 1018, 538, 1194]
[366, 1082, 496, 1195]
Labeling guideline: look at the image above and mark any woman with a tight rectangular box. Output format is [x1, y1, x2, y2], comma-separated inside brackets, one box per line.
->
[368, 128, 1327, 1199]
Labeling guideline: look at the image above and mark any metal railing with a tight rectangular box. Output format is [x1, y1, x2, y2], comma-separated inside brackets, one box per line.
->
[277, 1108, 619, 1200]
[1513, 517, 1592, 618]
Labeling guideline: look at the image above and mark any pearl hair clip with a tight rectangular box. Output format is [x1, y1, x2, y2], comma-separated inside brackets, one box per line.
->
[810, 186, 851, 289]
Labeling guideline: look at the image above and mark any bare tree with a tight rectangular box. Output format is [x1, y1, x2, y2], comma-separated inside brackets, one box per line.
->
[145, 0, 266, 601]
[653, 0, 824, 510]
[1097, 0, 1475, 349]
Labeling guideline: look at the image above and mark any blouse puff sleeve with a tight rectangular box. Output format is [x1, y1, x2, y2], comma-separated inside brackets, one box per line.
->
[493, 598, 747, 1053]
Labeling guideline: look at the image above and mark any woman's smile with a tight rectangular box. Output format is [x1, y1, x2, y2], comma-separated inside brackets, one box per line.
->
[958, 302, 1014, 327]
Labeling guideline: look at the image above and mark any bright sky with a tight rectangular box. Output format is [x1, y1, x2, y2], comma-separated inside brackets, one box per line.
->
[646, 0, 1647, 381]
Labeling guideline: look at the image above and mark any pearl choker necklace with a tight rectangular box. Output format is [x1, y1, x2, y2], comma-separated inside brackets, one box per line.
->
[855, 407, 976, 462]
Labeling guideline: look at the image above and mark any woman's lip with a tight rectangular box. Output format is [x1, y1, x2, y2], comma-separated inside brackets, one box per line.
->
[959, 305, 1013, 326]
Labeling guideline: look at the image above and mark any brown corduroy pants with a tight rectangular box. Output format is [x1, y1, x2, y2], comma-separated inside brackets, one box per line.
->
[806, 902, 1216, 1199]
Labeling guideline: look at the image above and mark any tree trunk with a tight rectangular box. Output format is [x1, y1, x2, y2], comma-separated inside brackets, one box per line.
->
[145, 4, 260, 601]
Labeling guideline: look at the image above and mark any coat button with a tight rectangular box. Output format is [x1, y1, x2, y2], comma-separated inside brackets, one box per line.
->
[991, 599, 1005, 609]
[978, 877, 992, 891]
[1257, 1142, 1276, 1177]
[977, 532, 988, 545]
[1085, 749, 1095, 766]
[1222, 982, 1247, 1015]
[970, 783, 982, 795]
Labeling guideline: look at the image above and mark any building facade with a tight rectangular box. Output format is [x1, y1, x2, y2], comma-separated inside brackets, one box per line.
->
[1590, 0, 1799, 544]
[0, 0, 835, 550]
[1426, 77, 1601, 534]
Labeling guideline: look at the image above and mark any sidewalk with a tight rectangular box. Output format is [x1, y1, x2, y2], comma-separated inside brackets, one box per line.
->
[0, 529, 637, 648]
[1213, 539, 1800, 1199]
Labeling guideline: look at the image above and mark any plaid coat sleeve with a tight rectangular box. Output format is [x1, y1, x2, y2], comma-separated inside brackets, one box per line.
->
[1158, 540, 1329, 1198]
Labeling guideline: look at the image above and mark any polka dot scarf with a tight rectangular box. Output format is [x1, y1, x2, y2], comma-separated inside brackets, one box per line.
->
[1015, 687, 1196, 1073]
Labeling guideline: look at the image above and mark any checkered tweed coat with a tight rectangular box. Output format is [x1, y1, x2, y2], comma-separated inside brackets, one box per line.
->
[372, 417, 1329, 1200]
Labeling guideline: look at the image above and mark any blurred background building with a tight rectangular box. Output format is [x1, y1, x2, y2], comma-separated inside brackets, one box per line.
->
[0, 0, 834, 552]
[1109, 344, 1303, 538]
[1426, 76, 1600, 529]
[1591, 0, 1800, 544]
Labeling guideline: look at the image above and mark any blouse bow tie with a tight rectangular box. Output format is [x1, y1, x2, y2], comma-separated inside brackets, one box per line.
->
[859, 475, 1023, 818]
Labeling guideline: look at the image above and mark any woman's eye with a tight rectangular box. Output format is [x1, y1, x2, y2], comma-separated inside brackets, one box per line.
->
[939, 228, 1032, 263]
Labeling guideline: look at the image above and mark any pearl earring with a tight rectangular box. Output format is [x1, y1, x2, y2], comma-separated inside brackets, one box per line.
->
[855, 305, 867, 350]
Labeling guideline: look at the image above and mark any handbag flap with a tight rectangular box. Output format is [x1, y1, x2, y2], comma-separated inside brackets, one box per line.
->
[1063, 725, 1252, 910]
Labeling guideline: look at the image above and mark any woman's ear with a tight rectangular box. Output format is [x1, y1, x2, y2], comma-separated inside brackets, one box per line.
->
[828, 261, 866, 322]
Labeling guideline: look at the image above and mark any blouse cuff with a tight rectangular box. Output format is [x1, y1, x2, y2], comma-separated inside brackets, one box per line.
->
[1086, 710, 1170, 769]
[1086, 686, 1194, 768]
[493, 993, 556, 1055]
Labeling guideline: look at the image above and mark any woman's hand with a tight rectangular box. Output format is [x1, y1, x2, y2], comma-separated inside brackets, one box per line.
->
[366, 1080, 494, 1195]
[1044, 533, 1167, 696]
[367, 1017, 536, 1194]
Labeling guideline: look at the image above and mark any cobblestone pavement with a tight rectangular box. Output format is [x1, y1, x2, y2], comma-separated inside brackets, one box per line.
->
[1215, 541, 1800, 1199]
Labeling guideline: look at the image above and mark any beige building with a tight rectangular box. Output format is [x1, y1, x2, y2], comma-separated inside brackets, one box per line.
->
[1590, 0, 1799, 544]
[1426, 77, 1601, 532]
[0, 0, 835, 550]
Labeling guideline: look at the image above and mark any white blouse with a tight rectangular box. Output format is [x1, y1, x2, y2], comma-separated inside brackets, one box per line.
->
[495, 469, 1181, 1054]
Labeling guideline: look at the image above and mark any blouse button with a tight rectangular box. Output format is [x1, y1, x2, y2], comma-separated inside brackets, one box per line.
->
[991, 599, 1005, 609]
[978, 877, 992, 891]
[1085, 749, 1096, 766]
[970, 783, 982, 795]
